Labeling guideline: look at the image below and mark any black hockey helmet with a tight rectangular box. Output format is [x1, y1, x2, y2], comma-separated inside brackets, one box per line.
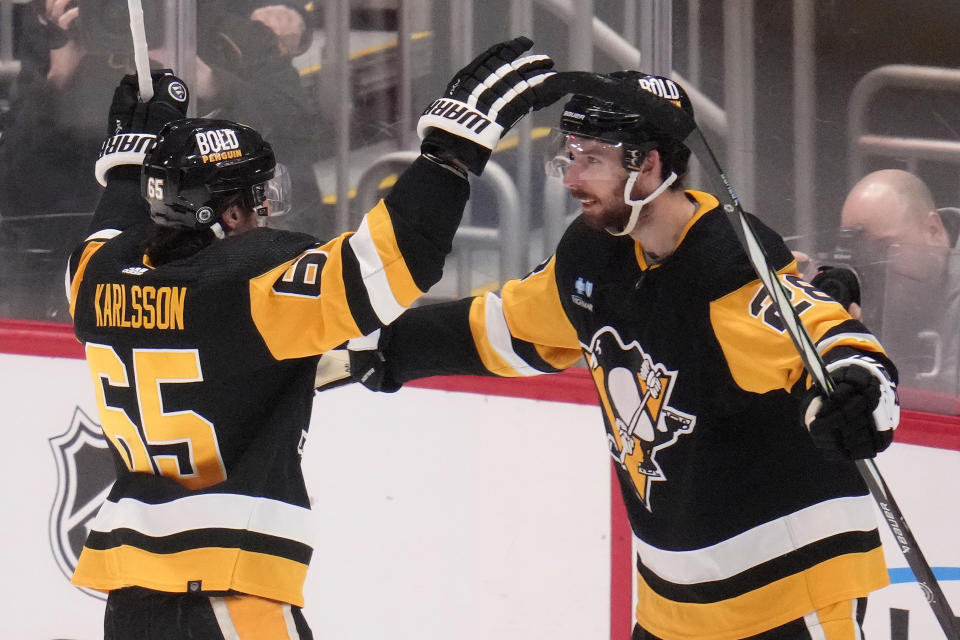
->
[142, 118, 281, 230]
[558, 71, 694, 175]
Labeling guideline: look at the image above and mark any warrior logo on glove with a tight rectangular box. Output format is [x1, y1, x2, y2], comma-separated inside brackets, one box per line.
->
[418, 36, 563, 175]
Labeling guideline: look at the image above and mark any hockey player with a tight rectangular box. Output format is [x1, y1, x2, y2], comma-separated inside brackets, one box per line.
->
[66, 37, 560, 639]
[332, 71, 901, 639]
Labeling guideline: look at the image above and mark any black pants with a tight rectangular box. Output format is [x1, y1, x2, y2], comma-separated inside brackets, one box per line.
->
[632, 598, 868, 640]
[104, 587, 313, 640]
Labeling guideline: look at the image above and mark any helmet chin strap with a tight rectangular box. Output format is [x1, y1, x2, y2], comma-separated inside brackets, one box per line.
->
[209, 222, 226, 239]
[606, 170, 678, 237]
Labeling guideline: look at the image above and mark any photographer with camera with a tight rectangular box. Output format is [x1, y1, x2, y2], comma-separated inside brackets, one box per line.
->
[820, 169, 960, 410]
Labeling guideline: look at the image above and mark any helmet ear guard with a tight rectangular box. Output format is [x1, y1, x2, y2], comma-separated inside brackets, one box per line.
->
[142, 118, 286, 231]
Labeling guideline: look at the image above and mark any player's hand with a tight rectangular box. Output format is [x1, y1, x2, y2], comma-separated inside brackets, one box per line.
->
[251, 5, 309, 57]
[811, 265, 861, 315]
[801, 356, 899, 460]
[313, 330, 402, 393]
[96, 70, 189, 186]
[347, 329, 402, 393]
[417, 36, 558, 175]
[108, 69, 189, 136]
[314, 349, 353, 391]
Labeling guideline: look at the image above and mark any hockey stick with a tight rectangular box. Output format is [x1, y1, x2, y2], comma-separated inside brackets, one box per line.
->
[550, 71, 960, 639]
[127, 0, 153, 100]
[681, 126, 960, 640]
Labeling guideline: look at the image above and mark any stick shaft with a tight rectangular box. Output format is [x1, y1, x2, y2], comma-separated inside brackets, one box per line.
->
[127, 0, 153, 101]
[857, 458, 960, 638]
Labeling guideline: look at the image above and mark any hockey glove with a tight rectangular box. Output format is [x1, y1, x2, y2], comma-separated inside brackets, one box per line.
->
[418, 36, 559, 175]
[801, 355, 899, 460]
[314, 349, 353, 391]
[313, 330, 402, 393]
[95, 70, 190, 186]
[811, 265, 861, 310]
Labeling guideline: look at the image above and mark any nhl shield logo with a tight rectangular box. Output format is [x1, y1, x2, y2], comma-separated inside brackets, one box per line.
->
[48, 407, 116, 599]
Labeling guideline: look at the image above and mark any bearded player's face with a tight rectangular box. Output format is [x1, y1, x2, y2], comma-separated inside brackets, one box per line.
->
[558, 137, 631, 231]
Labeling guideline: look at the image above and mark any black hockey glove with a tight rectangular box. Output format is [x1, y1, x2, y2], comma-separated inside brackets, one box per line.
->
[418, 36, 560, 175]
[811, 265, 861, 311]
[95, 70, 190, 186]
[801, 356, 899, 460]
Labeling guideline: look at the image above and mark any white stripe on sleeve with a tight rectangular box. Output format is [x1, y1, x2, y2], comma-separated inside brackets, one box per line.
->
[348, 215, 408, 325]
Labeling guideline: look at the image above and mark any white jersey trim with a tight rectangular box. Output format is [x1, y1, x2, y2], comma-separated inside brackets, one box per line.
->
[483, 292, 544, 376]
[816, 332, 882, 355]
[90, 493, 315, 547]
[211, 597, 243, 640]
[282, 603, 301, 639]
[348, 215, 407, 325]
[634, 494, 878, 585]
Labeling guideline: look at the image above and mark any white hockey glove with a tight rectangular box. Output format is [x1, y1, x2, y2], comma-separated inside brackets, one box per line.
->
[314, 349, 352, 391]
[418, 36, 561, 175]
[314, 330, 402, 393]
[95, 70, 189, 186]
[801, 355, 899, 460]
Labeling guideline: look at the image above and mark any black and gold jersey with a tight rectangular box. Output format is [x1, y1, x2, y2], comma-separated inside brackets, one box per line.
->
[383, 190, 893, 639]
[67, 157, 468, 606]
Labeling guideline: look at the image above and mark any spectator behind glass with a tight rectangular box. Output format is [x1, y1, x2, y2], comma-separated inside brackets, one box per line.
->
[0, 0, 324, 320]
[190, 1, 326, 235]
[0, 0, 322, 225]
[839, 169, 960, 410]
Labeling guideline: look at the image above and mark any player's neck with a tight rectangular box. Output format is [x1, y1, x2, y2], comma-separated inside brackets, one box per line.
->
[629, 189, 697, 262]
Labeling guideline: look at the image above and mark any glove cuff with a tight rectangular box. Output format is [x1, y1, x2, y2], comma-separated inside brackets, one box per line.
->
[826, 355, 899, 432]
[417, 98, 504, 174]
[95, 134, 157, 186]
[420, 128, 493, 176]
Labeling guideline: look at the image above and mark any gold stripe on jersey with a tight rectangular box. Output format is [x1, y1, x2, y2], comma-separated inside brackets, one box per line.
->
[465, 256, 580, 376]
[533, 343, 583, 370]
[72, 545, 309, 607]
[500, 257, 579, 351]
[711, 272, 848, 393]
[69, 241, 107, 317]
[816, 331, 886, 360]
[249, 238, 362, 360]
[467, 287, 581, 377]
[358, 200, 423, 310]
[223, 594, 298, 639]
[468, 294, 524, 376]
[807, 599, 863, 640]
[635, 546, 887, 640]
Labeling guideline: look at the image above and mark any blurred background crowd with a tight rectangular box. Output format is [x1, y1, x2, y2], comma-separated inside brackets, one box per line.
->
[2, 0, 960, 415]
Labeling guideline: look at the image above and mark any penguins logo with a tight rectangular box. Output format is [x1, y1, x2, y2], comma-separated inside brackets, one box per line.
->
[586, 328, 695, 510]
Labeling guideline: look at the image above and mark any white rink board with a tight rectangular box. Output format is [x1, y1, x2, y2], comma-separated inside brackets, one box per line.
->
[2, 351, 959, 639]
[864, 443, 960, 639]
[0, 353, 610, 640]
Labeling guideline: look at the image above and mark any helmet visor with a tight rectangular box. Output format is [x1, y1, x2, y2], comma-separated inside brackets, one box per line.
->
[263, 162, 292, 216]
[544, 132, 629, 183]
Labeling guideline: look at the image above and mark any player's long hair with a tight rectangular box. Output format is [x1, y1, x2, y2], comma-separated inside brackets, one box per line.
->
[142, 225, 216, 266]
